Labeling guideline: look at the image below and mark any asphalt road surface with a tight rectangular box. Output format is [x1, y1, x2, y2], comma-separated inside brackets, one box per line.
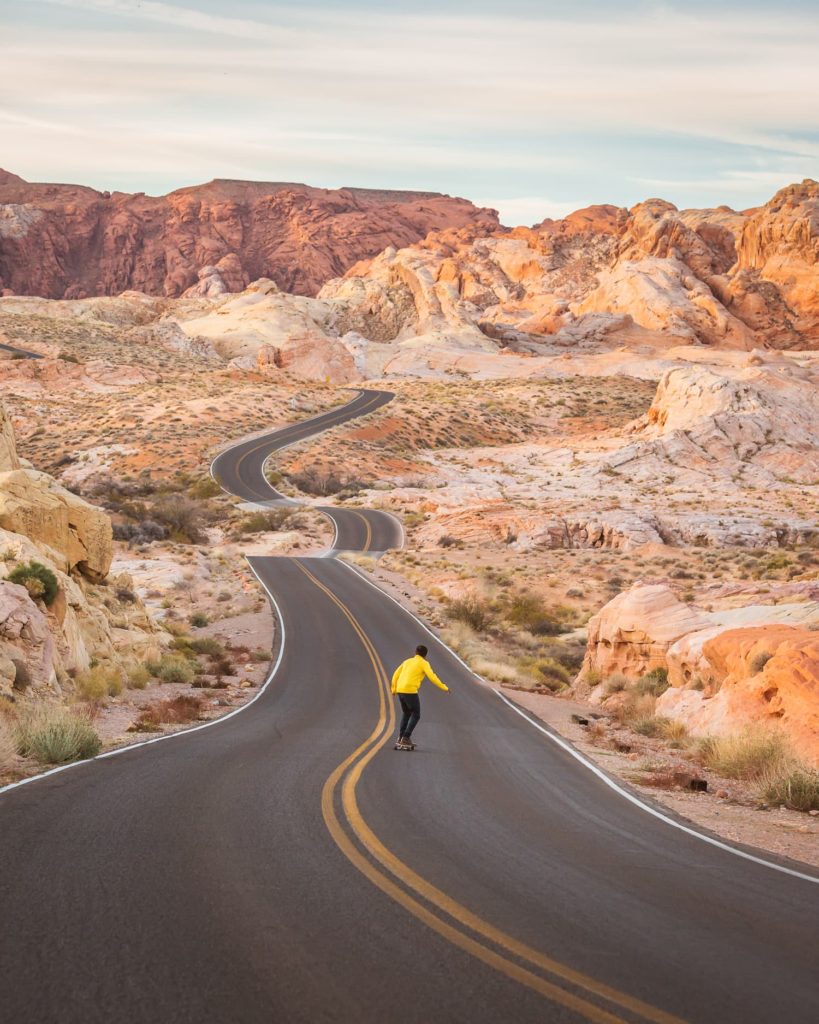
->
[2, 390, 817, 1024]
[0, 341, 44, 358]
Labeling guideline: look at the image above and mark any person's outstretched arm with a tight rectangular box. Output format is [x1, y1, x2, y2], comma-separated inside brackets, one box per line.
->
[423, 659, 449, 691]
[391, 664, 402, 694]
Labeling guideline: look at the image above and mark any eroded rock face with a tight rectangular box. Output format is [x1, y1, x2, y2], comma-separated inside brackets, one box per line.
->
[660, 626, 819, 766]
[735, 180, 819, 342]
[320, 180, 819, 355]
[0, 469, 112, 580]
[580, 584, 711, 680]
[0, 170, 497, 300]
[0, 580, 56, 697]
[580, 582, 819, 763]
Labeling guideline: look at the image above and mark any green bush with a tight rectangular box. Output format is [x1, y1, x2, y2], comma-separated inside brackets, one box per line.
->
[189, 612, 209, 628]
[7, 561, 59, 605]
[15, 705, 102, 764]
[189, 636, 222, 657]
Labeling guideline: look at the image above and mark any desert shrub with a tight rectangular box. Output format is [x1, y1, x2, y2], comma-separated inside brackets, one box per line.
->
[75, 665, 123, 703]
[539, 637, 586, 672]
[605, 674, 629, 694]
[533, 658, 572, 686]
[504, 592, 568, 636]
[761, 768, 819, 812]
[610, 692, 656, 726]
[150, 494, 206, 543]
[15, 705, 102, 763]
[634, 667, 670, 697]
[448, 596, 494, 632]
[159, 655, 195, 684]
[0, 716, 16, 774]
[126, 664, 151, 690]
[632, 715, 687, 742]
[190, 636, 222, 656]
[189, 612, 209, 628]
[155, 654, 195, 684]
[188, 477, 222, 499]
[750, 650, 773, 675]
[129, 694, 203, 732]
[473, 658, 518, 683]
[113, 520, 168, 545]
[7, 561, 59, 605]
[437, 534, 461, 548]
[698, 729, 793, 781]
[238, 509, 293, 534]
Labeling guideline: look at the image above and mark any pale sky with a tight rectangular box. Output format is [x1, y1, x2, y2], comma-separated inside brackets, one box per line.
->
[2, 0, 817, 225]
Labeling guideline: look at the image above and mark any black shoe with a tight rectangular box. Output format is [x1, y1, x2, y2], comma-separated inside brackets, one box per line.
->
[403, 737, 416, 751]
[394, 735, 408, 750]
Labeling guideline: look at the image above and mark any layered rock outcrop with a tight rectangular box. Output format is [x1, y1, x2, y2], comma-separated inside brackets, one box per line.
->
[0, 405, 112, 579]
[320, 180, 819, 355]
[0, 403, 157, 697]
[0, 169, 497, 300]
[579, 582, 819, 763]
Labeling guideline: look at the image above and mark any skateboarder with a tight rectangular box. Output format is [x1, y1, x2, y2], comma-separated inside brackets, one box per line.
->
[391, 644, 449, 750]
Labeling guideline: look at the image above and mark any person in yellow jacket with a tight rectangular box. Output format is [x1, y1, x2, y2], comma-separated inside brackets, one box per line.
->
[391, 644, 449, 750]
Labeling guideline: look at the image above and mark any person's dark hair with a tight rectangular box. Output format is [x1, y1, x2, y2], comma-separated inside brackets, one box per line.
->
[415, 644, 428, 658]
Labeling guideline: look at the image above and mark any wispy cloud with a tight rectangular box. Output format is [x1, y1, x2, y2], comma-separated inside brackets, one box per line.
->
[4, 1, 818, 213]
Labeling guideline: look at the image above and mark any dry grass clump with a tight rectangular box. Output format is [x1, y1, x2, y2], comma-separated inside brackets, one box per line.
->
[698, 727, 819, 811]
[75, 665, 124, 704]
[697, 728, 792, 781]
[126, 664, 151, 690]
[14, 705, 102, 764]
[760, 768, 819, 812]
[130, 694, 203, 733]
[0, 715, 17, 774]
[632, 715, 689, 745]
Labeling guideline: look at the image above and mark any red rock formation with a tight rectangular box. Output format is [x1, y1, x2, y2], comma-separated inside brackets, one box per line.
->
[0, 170, 498, 299]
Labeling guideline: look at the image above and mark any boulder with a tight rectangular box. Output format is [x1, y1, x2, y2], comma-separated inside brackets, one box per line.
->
[580, 584, 711, 681]
[0, 468, 112, 580]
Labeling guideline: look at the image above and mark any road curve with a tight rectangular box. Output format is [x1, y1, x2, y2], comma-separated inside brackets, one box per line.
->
[211, 388, 403, 554]
[2, 391, 818, 1024]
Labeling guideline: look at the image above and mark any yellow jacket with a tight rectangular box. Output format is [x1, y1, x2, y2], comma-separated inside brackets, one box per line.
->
[391, 655, 449, 695]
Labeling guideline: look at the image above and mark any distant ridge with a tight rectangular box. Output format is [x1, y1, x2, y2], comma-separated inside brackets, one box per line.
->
[0, 170, 497, 299]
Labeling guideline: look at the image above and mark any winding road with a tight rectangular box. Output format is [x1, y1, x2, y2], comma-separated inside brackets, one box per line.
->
[1, 390, 817, 1024]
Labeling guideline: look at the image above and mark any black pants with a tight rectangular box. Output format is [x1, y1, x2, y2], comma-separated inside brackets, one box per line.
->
[398, 693, 421, 738]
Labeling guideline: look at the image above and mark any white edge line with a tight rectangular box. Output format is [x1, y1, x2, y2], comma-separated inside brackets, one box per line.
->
[0, 562, 288, 800]
[495, 692, 819, 887]
[335, 559, 819, 888]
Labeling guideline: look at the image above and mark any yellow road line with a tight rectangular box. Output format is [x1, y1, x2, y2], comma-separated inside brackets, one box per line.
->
[296, 562, 687, 1024]
[350, 510, 373, 552]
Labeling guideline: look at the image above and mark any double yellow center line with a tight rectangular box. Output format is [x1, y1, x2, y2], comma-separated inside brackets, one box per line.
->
[296, 561, 687, 1024]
